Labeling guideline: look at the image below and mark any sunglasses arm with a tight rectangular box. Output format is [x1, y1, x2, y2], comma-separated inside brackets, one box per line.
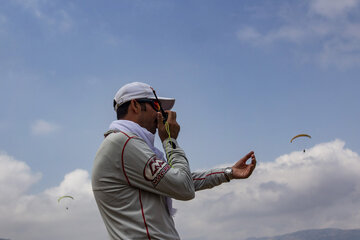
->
[151, 88, 168, 123]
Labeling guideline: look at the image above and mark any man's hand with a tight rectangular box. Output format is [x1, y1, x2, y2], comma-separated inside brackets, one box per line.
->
[157, 111, 180, 142]
[232, 151, 257, 179]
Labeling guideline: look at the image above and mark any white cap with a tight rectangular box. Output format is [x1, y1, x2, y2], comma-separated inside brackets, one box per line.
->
[113, 82, 175, 112]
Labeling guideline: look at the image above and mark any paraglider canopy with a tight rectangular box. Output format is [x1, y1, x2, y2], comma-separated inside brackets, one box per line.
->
[58, 195, 74, 202]
[58, 195, 74, 210]
[290, 134, 311, 143]
[290, 134, 311, 152]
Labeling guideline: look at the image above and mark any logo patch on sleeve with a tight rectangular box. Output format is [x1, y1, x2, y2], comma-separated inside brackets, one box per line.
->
[143, 156, 170, 187]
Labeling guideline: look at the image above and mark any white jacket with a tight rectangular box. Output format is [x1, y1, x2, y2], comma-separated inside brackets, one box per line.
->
[92, 130, 229, 240]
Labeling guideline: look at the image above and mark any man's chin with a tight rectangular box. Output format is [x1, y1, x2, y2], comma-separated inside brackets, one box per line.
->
[150, 128, 157, 134]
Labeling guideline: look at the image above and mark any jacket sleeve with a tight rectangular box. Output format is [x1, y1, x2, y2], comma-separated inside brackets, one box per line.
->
[192, 168, 229, 191]
[122, 137, 195, 201]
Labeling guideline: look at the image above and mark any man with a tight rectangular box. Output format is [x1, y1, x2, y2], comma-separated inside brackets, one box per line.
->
[92, 82, 257, 240]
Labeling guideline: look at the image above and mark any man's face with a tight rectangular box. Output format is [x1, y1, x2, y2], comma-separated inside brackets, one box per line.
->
[137, 101, 159, 134]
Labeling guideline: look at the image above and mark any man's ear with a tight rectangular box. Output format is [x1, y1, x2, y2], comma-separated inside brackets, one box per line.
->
[129, 99, 141, 114]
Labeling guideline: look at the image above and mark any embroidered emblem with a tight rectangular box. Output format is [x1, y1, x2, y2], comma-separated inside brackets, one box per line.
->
[144, 156, 170, 186]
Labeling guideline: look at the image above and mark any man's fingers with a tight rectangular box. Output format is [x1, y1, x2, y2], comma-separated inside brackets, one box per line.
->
[233, 151, 255, 168]
[241, 151, 254, 162]
[250, 155, 257, 174]
[251, 154, 256, 165]
[166, 110, 177, 121]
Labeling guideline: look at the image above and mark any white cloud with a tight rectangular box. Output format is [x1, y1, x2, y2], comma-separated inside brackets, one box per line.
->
[310, 0, 360, 18]
[236, 26, 262, 42]
[0, 13, 7, 36]
[31, 119, 60, 135]
[0, 152, 41, 204]
[45, 169, 92, 201]
[236, 0, 360, 69]
[174, 139, 360, 240]
[1, 140, 360, 240]
[318, 37, 360, 68]
[12, 0, 74, 33]
[0, 152, 106, 240]
[237, 26, 307, 46]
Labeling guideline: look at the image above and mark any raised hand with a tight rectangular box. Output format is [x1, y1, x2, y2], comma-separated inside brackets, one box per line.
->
[157, 111, 180, 142]
[232, 151, 257, 179]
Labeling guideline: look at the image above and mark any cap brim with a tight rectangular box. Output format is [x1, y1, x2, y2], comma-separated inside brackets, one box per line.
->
[150, 97, 175, 110]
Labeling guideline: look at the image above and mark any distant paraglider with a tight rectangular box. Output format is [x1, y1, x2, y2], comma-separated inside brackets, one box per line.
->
[290, 134, 311, 152]
[58, 195, 74, 210]
[290, 134, 311, 143]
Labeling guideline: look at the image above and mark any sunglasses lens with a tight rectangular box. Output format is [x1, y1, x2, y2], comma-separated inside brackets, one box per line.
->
[153, 101, 161, 111]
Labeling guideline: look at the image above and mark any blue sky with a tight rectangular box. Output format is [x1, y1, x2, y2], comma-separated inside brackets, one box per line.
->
[1, 1, 360, 239]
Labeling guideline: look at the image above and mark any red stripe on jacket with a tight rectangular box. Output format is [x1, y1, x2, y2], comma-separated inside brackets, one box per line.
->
[120, 132, 136, 186]
[193, 171, 224, 181]
[118, 131, 151, 239]
[139, 190, 152, 240]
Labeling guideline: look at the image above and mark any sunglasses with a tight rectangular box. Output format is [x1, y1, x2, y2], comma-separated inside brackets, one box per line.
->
[136, 98, 161, 112]
[136, 88, 169, 123]
[151, 88, 168, 123]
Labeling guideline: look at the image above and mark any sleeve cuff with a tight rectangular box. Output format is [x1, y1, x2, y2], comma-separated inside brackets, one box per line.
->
[162, 138, 179, 150]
